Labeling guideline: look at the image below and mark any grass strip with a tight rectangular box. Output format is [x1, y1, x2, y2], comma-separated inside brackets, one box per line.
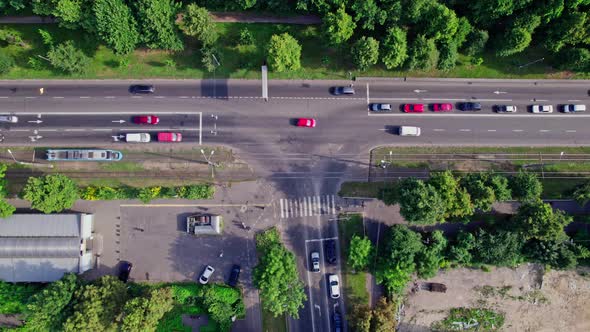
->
[338, 214, 370, 314]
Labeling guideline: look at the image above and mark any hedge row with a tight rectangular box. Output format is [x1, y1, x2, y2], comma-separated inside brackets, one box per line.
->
[80, 184, 214, 203]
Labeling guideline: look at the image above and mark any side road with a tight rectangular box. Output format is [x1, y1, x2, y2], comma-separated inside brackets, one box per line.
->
[0, 12, 322, 24]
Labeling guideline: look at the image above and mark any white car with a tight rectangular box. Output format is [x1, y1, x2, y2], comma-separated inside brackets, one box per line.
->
[310, 252, 320, 273]
[0, 115, 18, 123]
[563, 104, 586, 113]
[328, 274, 340, 299]
[496, 105, 517, 113]
[399, 126, 421, 136]
[531, 105, 553, 113]
[199, 265, 215, 284]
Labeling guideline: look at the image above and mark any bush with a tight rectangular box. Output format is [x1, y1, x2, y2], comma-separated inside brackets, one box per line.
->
[178, 184, 214, 199]
[0, 281, 43, 314]
[239, 27, 254, 45]
[0, 51, 15, 75]
[80, 184, 213, 202]
[47, 41, 91, 74]
[138, 186, 161, 203]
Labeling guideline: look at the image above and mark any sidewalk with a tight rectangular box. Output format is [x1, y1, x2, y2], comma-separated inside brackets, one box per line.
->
[0, 12, 321, 25]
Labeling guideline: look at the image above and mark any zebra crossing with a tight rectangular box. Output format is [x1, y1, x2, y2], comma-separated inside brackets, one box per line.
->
[277, 195, 337, 219]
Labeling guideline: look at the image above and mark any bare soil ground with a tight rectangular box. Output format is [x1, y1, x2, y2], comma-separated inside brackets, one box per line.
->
[400, 264, 590, 332]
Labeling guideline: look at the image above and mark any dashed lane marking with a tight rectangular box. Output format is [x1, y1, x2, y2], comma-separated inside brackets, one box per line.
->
[459, 129, 471, 132]
[512, 129, 524, 132]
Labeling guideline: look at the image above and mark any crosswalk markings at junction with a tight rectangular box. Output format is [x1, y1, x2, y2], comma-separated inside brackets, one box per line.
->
[278, 195, 336, 219]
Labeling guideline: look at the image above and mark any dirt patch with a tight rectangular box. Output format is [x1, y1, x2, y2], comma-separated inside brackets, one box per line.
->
[400, 264, 590, 332]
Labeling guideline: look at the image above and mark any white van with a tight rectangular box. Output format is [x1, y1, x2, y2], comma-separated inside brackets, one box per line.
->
[563, 104, 586, 113]
[125, 133, 151, 143]
[399, 126, 421, 136]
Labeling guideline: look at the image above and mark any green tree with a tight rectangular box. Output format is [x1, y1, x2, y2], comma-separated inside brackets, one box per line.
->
[267, 33, 302, 72]
[489, 174, 512, 201]
[512, 201, 572, 242]
[407, 34, 438, 71]
[428, 171, 474, 219]
[402, 0, 433, 24]
[0, 50, 15, 74]
[416, 230, 448, 278]
[454, 17, 472, 48]
[179, 4, 218, 46]
[472, 229, 524, 267]
[93, 0, 139, 54]
[254, 228, 306, 318]
[462, 29, 489, 56]
[468, 0, 529, 26]
[62, 276, 128, 332]
[573, 181, 590, 206]
[47, 41, 90, 74]
[348, 235, 373, 271]
[381, 26, 408, 69]
[510, 171, 542, 202]
[556, 47, 590, 72]
[397, 177, 445, 225]
[348, 304, 372, 332]
[544, 12, 590, 52]
[351, 36, 379, 70]
[322, 5, 356, 46]
[134, 0, 183, 50]
[376, 225, 424, 294]
[437, 39, 458, 70]
[524, 238, 590, 269]
[461, 173, 496, 211]
[423, 3, 458, 41]
[119, 287, 174, 332]
[448, 231, 476, 265]
[26, 274, 79, 332]
[199, 285, 245, 331]
[371, 296, 397, 332]
[495, 27, 532, 57]
[351, 0, 386, 31]
[0, 0, 26, 11]
[22, 174, 79, 213]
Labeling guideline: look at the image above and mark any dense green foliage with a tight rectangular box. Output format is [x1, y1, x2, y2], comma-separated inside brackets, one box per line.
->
[267, 33, 302, 72]
[93, 0, 139, 54]
[199, 285, 246, 331]
[322, 5, 355, 47]
[351, 36, 379, 70]
[397, 177, 445, 224]
[510, 171, 542, 202]
[512, 201, 572, 241]
[80, 184, 214, 202]
[254, 228, 306, 318]
[348, 234, 373, 270]
[432, 307, 505, 332]
[0, 281, 43, 314]
[22, 174, 79, 213]
[415, 230, 448, 278]
[381, 26, 407, 69]
[47, 40, 90, 74]
[119, 287, 174, 332]
[471, 229, 524, 267]
[0, 163, 15, 217]
[573, 181, 590, 206]
[134, 0, 183, 51]
[179, 4, 218, 46]
[0, 50, 14, 74]
[26, 273, 79, 331]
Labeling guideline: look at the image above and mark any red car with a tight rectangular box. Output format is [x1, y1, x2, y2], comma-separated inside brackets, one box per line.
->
[157, 132, 182, 142]
[133, 115, 160, 125]
[433, 103, 453, 112]
[297, 118, 316, 128]
[403, 104, 424, 113]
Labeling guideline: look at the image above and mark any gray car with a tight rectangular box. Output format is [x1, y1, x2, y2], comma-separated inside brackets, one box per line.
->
[331, 86, 355, 95]
[370, 103, 392, 112]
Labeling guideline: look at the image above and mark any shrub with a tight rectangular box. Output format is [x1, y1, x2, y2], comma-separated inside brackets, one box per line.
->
[138, 186, 161, 203]
[239, 27, 254, 45]
[179, 185, 214, 199]
[0, 51, 15, 75]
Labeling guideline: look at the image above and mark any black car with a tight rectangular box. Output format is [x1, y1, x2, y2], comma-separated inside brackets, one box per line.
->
[459, 102, 482, 111]
[129, 84, 155, 94]
[325, 240, 337, 264]
[333, 310, 343, 332]
[118, 261, 132, 283]
[227, 264, 241, 287]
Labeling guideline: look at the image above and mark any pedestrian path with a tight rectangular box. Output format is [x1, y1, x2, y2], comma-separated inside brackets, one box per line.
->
[277, 195, 337, 219]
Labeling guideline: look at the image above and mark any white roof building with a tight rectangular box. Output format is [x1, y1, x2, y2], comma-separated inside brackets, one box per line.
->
[0, 214, 94, 282]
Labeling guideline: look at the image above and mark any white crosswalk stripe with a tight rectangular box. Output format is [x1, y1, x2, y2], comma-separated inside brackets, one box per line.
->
[277, 195, 337, 219]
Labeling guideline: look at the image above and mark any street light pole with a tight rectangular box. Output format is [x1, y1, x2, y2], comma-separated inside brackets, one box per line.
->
[200, 149, 216, 179]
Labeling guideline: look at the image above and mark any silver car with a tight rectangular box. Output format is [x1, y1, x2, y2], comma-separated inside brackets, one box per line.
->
[199, 265, 215, 284]
[495, 105, 517, 113]
[370, 103, 392, 112]
[328, 274, 340, 299]
[310, 252, 320, 273]
[0, 115, 18, 123]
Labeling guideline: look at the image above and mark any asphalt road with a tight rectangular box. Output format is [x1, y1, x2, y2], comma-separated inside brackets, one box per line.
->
[1, 78, 590, 332]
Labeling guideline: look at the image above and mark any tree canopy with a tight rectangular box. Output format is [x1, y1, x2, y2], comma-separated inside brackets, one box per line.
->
[179, 4, 218, 46]
[322, 5, 356, 46]
[22, 174, 79, 213]
[381, 26, 408, 69]
[512, 201, 572, 242]
[119, 287, 174, 332]
[397, 177, 445, 224]
[351, 36, 379, 70]
[93, 0, 139, 54]
[134, 0, 183, 51]
[267, 33, 302, 72]
[348, 235, 373, 271]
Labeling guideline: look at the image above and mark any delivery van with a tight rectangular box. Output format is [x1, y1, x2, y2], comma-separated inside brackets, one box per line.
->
[125, 133, 151, 143]
[399, 126, 421, 136]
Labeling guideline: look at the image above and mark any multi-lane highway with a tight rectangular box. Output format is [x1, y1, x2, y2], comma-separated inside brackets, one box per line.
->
[1, 78, 589, 332]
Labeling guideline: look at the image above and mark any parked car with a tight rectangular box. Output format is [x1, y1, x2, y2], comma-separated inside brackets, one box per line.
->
[432, 103, 453, 112]
[403, 104, 425, 113]
[157, 132, 182, 142]
[495, 105, 517, 113]
[562, 104, 586, 113]
[297, 118, 316, 128]
[310, 251, 320, 273]
[325, 240, 337, 264]
[369, 103, 392, 112]
[399, 126, 421, 136]
[333, 310, 343, 332]
[133, 115, 160, 125]
[328, 274, 341, 299]
[459, 102, 482, 111]
[125, 133, 151, 143]
[531, 105, 554, 113]
[227, 264, 241, 287]
[199, 265, 215, 284]
[129, 85, 154, 94]
[330, 86, 355, 95]
[0, 115, 18, 123]
[118, 261, 133, 283]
